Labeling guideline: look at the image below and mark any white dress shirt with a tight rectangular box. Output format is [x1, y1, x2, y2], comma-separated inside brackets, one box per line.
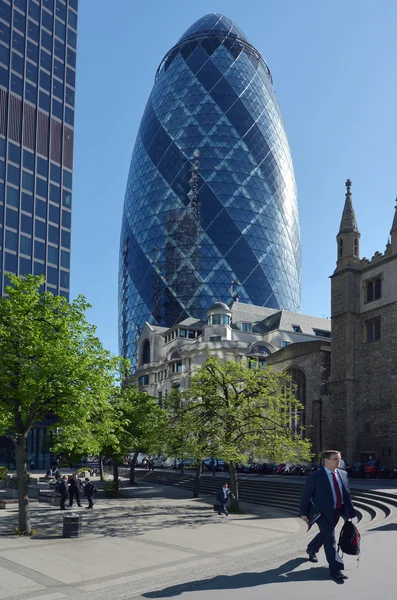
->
[324, 467, 344, 509]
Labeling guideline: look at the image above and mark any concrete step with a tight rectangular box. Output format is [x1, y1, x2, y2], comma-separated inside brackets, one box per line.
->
[141, 471, 397, 529]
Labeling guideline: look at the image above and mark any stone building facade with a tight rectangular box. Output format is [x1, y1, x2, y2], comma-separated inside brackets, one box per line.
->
[325, 180, 397, 464]
[134, 301, 331, 458]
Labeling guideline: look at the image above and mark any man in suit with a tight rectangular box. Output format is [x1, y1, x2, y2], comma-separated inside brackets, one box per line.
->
[299, 450, 356, 581]
[59, 475, 69, 511]
[216, 483, 234, 516]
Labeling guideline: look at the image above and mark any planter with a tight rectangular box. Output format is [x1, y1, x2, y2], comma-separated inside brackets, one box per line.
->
[28, 486, 39, 499]
[5, 489, 18, 499]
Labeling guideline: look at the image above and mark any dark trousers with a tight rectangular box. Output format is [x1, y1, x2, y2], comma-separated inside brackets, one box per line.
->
[218, 502, 228, 516]
[86, 495, 94, 508]
[307, 507, 345, 573]
[69, 488, 81, 506]
[60, 494, 68, 510]
[211, 466, 216, 476]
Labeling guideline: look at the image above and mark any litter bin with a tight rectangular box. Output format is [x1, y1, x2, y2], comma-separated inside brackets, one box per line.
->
[62, 512, 82, 538]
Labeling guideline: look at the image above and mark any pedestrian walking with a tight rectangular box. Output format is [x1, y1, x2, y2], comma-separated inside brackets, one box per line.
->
[299, 449, 356, 581]
[216, 482, 235, 516]
[210, 457, 218, 476]
[69, 474, 83, 507]
[59, 475, 69, 510]
[29, 459, 35, 471]
[84, 477, 97, 509]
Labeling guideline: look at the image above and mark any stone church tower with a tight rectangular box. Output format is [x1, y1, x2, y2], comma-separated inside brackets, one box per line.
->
[327, 180, 397, 464]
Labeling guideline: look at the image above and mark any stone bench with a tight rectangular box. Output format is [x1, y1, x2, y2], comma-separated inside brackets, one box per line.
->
[38, 490, 58, 503]
[0, 499, 39, 509]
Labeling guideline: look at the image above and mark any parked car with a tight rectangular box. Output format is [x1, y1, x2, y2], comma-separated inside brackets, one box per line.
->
[202, 458, 225, 472]
[364, 460, 380, 478]
[176, 458, 197, 470]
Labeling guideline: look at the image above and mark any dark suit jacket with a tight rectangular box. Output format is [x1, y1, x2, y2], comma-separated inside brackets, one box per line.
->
[217, 488, 232, 505]
[299, 467, 356, 522]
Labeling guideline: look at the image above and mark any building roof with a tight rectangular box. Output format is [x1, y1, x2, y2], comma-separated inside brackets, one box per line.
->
[230, 302, 330, 335]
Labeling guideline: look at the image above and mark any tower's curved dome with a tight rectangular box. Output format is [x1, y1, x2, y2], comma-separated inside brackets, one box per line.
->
[119, 13, 301, 369]
[178, 13, 249, 44]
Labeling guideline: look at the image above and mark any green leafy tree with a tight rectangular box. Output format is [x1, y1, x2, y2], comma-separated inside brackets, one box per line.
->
[163, 388, 213, 497]
[54, 383, 165, 486]
[168, 357, 312, 508]
[0, 275, 124, 534]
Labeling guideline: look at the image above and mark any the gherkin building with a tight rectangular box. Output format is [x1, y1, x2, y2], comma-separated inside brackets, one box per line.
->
[119, 13, 301, 368]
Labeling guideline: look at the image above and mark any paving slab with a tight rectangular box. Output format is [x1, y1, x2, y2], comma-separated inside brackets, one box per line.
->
[0, 481, 304, 599]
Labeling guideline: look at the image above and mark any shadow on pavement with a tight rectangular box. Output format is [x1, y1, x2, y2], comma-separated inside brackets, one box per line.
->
[142, 559, 338, 597]
[0, 482, 297, 538]
[369, 522, 397, 532]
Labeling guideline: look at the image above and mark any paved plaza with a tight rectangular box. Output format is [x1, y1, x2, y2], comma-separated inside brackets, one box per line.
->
[0, 479, 396, 600]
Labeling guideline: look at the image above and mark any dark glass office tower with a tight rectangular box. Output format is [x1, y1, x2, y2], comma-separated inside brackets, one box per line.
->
[0, 0, 77, 469]
[0, 0, 77, 300]
[119, 13, 301, 370]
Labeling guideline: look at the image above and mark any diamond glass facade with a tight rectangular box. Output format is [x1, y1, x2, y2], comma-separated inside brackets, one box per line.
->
[0, 0, 77, 299]
[120, 13, 301, 369]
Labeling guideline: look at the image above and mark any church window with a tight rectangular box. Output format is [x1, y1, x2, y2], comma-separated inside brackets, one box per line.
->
[365, 277, 382, 303]
[354, 237, 359, 256]
[338, 239, 343, 259]
[365, 317, 381, 342]
[242, 322, 251, 332]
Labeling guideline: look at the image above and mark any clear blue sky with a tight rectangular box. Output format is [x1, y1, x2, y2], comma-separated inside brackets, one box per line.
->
[71, 0, 397, 356]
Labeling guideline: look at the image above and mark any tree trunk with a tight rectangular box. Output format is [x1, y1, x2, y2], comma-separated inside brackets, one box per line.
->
[113, 463, 119, 484]
[229, 462, 239, 510]
[14, 435, 31, 534]
[99, 455, 104, 481]
[129, 450, 139, 485]
[193, 461, 202, 498]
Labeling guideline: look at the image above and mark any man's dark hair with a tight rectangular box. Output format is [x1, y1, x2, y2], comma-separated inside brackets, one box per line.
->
[223, 482, 228, 487]
[323, 450, 341, 461]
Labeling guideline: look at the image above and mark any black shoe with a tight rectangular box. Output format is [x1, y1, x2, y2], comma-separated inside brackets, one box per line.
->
[331, 571, 348, 581]
[306, 550, 318, 563]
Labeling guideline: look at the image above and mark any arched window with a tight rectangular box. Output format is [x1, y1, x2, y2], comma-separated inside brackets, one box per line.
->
[354, 237, 359, 256]
[339, 239, 343, 259]
[142, 339, 150, 365]
[286, 368, 306, 435]
[249, 345, 271, 356]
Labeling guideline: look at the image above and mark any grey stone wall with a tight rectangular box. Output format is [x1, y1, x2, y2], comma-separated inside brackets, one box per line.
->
[267, 341, 331, 459]
[329, 248, 397, 465]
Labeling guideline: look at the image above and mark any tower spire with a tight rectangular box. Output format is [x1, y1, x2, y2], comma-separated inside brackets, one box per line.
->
[390, 197, 397, 254]
[336, 179, 360, 267]
[338, 179, 359, 234]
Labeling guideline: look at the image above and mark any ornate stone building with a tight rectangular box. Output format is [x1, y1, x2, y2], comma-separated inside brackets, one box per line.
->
[325, 180, 397, 464]
[134, 302, 331, 457]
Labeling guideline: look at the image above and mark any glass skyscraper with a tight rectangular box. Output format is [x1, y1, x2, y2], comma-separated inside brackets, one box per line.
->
[0, 0, 77, 300]
[120, 13, 301, 369]
[0, 0, 77, 469]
